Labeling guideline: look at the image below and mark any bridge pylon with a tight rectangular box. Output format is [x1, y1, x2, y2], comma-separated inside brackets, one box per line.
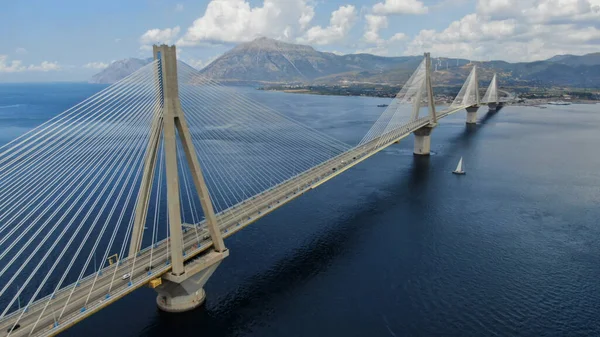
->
[413, 52, 437, 156]
[128, 44, 228, 312]
[465, 65, 480, 124]
[484, 73, 499, 112]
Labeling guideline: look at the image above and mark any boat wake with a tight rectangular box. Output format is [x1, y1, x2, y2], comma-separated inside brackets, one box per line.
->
[0, 104, 21, 109]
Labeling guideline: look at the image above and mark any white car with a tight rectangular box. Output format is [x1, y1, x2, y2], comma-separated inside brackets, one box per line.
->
[121, 273, 130, 280]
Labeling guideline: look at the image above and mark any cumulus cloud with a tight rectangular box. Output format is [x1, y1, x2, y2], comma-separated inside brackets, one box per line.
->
[15, 47, 27, 55]
[363, 15, 388, 44]
[175, 3, 184, 11]
[140, 26, 181, 49]
[478, 0, 600, 23]
[372, 0, 429, 15]
[177, 0, 316, 46]
[0, 55, 25, 73]
[390, 32, 408, 41]
[84, 62, 109, 69]
[405, 0, 600, 62]
[299, 5, 358, 45]
[0, 56, 61, 73]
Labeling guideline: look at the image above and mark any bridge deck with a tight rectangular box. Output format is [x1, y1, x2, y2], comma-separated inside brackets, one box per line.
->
[0, 106, 468, 337]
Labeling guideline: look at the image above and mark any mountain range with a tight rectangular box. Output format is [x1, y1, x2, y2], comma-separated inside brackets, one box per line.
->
[90, 38, 600, 88]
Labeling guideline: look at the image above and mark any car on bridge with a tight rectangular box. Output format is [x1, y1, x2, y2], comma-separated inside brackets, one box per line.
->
[6, 323, 20, 333]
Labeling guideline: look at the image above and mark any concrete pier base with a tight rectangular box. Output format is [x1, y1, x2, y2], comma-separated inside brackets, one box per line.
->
[466, 106, 479, 124]
[413, 126, 434, 156]
[155, 250, 228, 312]
[487, 102, 497, 112]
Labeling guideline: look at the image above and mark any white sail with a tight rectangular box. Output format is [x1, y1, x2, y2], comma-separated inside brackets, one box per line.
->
[455, 157, 464, 172]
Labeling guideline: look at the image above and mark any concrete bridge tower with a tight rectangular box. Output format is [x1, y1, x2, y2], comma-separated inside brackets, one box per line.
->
[128, 45, 228, 312]
[413, 52, 438, 156]
[466, 65, 480, 124]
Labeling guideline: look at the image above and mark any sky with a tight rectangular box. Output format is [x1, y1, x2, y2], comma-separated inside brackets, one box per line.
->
[1, 0, 599, 82]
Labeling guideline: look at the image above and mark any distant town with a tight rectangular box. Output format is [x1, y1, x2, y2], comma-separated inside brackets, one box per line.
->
[259, 84, 600, 105]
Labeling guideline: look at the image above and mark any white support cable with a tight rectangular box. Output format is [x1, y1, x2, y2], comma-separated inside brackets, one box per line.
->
[179, 89, 301, 203]
[0, 86, 161, 283]
[176, 79, 339, 163]
[176, 74, 347, 162]
[0, 73, 162, 227]
[481, 73, 497, 104]
[8, 95, 162, 332]
[177, 63, 350, 152]
[178, 85, 341, 166]
[148, 138, 165, 271]
[69, 95, 164, 302]
[2, 102, 158, 322]
[0, 64, 159, 177]
[183, 109, 302, 212]
[26, 122, 151, 325]
[0, 78, 163, 243]
[0, 70, 159, 194]
[0, 92, 159, 288]
[451, 66, 477, 109]
[56, 97, 163, 300]
[179, 90, 300, 192]
[181, 111, 269, 218]
[360, 58, 426, 145]
[0, 71, 161, 224]
[183, 118, 276, 210]
[178, 86, 341, 185]
[0, 61, 158, 162]
[77, 127, 156, 311]
[110, 117, 163, 295]
[118, 116, 163, 260]
[179, 81, 347, 162]
[176, 140, 202, 245]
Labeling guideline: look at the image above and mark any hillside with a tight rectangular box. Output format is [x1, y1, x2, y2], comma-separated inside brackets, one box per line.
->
[90, 38, 600, 88]
[89, 58, 152, 84]
[199, 37, 419, 83]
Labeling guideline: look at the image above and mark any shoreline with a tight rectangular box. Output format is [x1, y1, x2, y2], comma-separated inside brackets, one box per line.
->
[266, 88, 599, 106]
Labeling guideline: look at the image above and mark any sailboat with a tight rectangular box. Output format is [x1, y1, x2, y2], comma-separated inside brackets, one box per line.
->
[452, 157, 466, 175]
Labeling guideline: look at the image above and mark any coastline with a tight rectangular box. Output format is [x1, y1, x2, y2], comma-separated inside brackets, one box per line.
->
[265, 88, 599, 106]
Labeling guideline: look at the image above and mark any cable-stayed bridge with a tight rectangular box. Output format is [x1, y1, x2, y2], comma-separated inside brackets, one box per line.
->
[0, 45, 504, 337]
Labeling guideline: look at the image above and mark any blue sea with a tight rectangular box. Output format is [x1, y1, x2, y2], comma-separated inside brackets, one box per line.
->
[1, 83, 599, 336]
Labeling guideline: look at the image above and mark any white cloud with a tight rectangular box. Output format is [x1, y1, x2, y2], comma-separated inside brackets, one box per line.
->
[28, 61, 61, 72]
[15, 47, 27, 55]
[177, 0, 316, 46]
[140, 26, 181, 49]
[184, 55, 219, 70]
[478, 0, 600, 23]
[390, 32, 408, 41]
[372, 0, 428, 15]
[0, 55, 25, 73]
[405, 0, 600, 62]
[83, 62, 109, 69]
[363, 15, 388, 44]
[299, 5, 358, 45]
[0, 55, 61, 73]
[175, 3, 184, 11]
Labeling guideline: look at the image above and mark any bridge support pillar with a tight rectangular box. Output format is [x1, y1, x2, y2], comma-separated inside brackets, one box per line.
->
[487, 102, 497, 112]
[466, 106, 479, 124]
[155, 250, 228, 312]
[413, 125, 435, 156]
